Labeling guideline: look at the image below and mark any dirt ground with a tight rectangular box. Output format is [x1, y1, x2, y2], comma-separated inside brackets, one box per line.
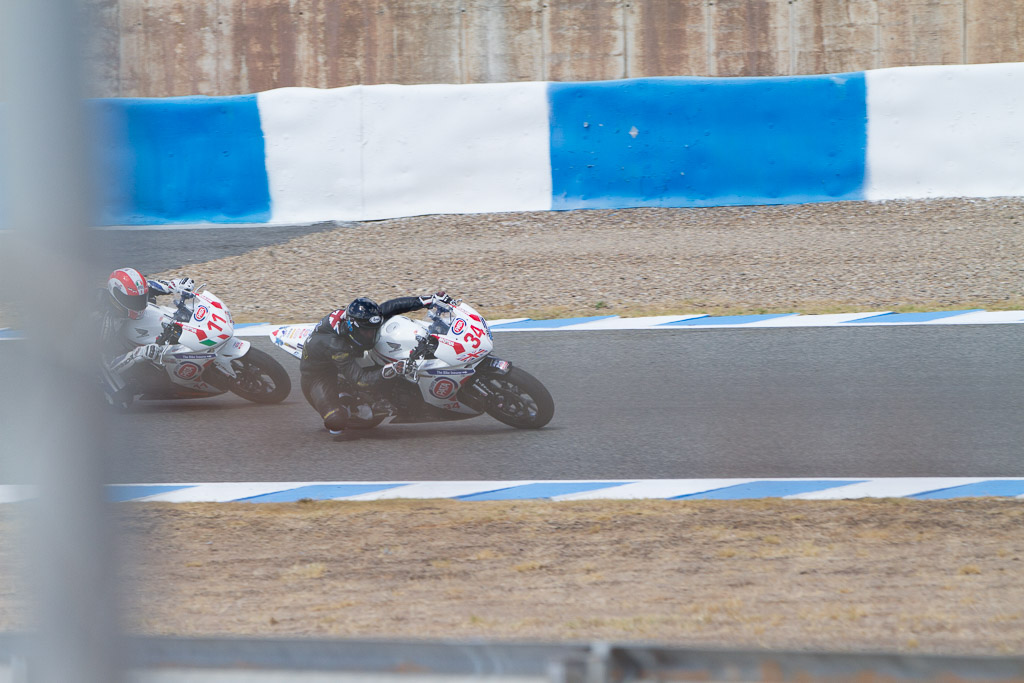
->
[3, 199, 1024, 656]
[4, 499, 1023, 655]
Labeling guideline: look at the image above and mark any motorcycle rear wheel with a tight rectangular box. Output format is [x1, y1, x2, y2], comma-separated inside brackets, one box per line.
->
[481, 367, 554, 429]
[228, 348, 292, 404]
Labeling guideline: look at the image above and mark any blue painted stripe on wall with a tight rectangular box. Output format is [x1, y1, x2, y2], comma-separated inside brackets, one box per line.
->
[458, 482, 629, 500]
[108, 484, 194, 502]
[675, 480, 865, 500]
[842, 310, 984, 324]
[91, 96, 271, 225]
[240, 483, 406, 503]
[911, 481, 1024, 499]
[548, 74, 867, 210]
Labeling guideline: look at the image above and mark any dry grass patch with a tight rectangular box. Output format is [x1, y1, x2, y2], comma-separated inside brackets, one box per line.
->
[280, 562, 327, 580]
[4, 498, 1024, 655]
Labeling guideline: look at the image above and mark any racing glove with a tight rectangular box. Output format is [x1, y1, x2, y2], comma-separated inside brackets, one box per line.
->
[172, 277, 195, 296]
[150, 277, 195, 298]
[381, 359, 411, 379]
[108, 343, 165, 376]
[148, 279, 174, 296]
[136, 343, 166, 364]
[419, 291, 454, 309]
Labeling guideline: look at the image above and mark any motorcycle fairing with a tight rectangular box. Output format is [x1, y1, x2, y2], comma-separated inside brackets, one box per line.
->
[270, 324, 315, 360]
[368, 302, 498, 417]
[121, 289, 245, 397]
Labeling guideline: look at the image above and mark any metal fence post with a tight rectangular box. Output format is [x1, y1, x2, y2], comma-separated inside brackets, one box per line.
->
[0, 0, 126, 681]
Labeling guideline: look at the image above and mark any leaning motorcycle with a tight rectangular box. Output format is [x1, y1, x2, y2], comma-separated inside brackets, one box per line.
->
[270, 298, 553, 429]
[111, 285, 291, 405]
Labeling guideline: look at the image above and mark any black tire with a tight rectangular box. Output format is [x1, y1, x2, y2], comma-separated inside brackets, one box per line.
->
[228, 347, 292, 404]
[480, 366, 554, 429]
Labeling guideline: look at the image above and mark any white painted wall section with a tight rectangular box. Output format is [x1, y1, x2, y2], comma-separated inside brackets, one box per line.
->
[359, 82, 552, 220]
[260, 82, 551, 223]
[866, 63, 1024, 200]
[258, 86, 364, 224]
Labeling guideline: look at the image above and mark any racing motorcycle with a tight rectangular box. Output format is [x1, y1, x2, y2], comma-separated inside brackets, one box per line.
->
[270, 298, 553, 429]
[109, 285, 291, 406]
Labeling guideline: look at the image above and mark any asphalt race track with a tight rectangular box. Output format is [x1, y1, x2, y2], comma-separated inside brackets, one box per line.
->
[85, 222, 350, 280]
[3, 227, 1020, 484]
[33, 324, 1021, 484]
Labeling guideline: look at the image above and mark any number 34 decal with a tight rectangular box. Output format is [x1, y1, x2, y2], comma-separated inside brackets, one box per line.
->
[462, 325, 486, 349]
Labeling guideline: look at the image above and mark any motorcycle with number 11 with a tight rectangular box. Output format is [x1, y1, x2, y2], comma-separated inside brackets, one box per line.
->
[114, 284, 291, 405]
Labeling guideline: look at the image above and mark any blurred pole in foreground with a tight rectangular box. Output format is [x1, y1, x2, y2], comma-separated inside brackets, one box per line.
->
[0, 0, 125, 681]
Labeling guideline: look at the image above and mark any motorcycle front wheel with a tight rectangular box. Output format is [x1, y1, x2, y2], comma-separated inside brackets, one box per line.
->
[480, 367, 554, 429]
[228, 348, 292, 404]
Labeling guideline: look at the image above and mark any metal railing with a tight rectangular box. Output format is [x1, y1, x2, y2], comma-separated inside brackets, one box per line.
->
[1, 635, 1023, 682]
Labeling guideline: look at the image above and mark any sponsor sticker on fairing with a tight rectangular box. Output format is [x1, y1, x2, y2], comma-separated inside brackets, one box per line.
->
[172, 353, 216, 360]
[193, 305, 208, 322]
[429, 378, 458, 399]
[175, 362, 202, 380]
[458, 348, 489, 362]
[452, 319, 466, 334]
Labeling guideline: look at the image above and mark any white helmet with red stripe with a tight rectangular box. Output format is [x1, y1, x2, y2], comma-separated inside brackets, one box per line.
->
[107, 268, 149, 320]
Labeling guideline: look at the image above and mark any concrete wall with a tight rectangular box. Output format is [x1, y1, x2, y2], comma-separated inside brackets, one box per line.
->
[78, 0, 1024, 98]
[89, 63, 1024, 226]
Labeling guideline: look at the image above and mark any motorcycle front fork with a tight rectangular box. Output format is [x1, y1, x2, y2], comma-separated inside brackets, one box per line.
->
[460, 375, 497, 412]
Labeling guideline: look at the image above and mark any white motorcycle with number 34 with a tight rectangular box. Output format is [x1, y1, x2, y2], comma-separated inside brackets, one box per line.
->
[271, 298, 554, 429]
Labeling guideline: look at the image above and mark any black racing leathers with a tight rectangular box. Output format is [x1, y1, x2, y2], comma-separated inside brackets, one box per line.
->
[299, 297, 425, 430]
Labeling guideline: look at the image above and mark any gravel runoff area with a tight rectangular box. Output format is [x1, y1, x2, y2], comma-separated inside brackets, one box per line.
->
[147, 197, 1024, 324]
[3, 198, 1024, 656]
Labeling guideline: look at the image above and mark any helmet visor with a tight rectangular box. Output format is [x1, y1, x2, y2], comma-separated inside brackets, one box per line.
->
[112, 288, 148, 312]
[348, 316, 382, 347]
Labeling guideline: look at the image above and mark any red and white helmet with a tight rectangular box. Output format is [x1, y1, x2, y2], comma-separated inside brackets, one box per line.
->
[107, 268, 149, 320]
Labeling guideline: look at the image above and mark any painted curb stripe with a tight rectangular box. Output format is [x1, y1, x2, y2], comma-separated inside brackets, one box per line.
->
[674, 480, 866, 500]
[658, 313, 799, 327]
[842, 309, 984, 324]
[910, 480, 1024, 499]
[5, 310, 1024, 343]
[488, 315, 618, 330]
[239, 483, 408, 503]
[3, 479, 1012, 504]
[107, 484, 194, 502]
[784, 478, 987, 500]
[457, 481, 630, 501]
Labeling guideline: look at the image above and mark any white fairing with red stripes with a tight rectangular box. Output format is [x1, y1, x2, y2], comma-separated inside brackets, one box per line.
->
[367, 300, 495, 414]
[125, 290, 251, 394]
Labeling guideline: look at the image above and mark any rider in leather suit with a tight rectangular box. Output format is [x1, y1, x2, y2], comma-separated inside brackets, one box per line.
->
[300, 292, 450, 433]
[97, 268, 195, 408]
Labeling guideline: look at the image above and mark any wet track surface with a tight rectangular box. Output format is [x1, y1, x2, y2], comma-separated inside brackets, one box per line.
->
[7, 324, 1014, 484]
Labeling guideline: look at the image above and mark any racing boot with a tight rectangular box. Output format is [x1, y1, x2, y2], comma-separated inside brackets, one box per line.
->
[322, 407, 348, 435]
